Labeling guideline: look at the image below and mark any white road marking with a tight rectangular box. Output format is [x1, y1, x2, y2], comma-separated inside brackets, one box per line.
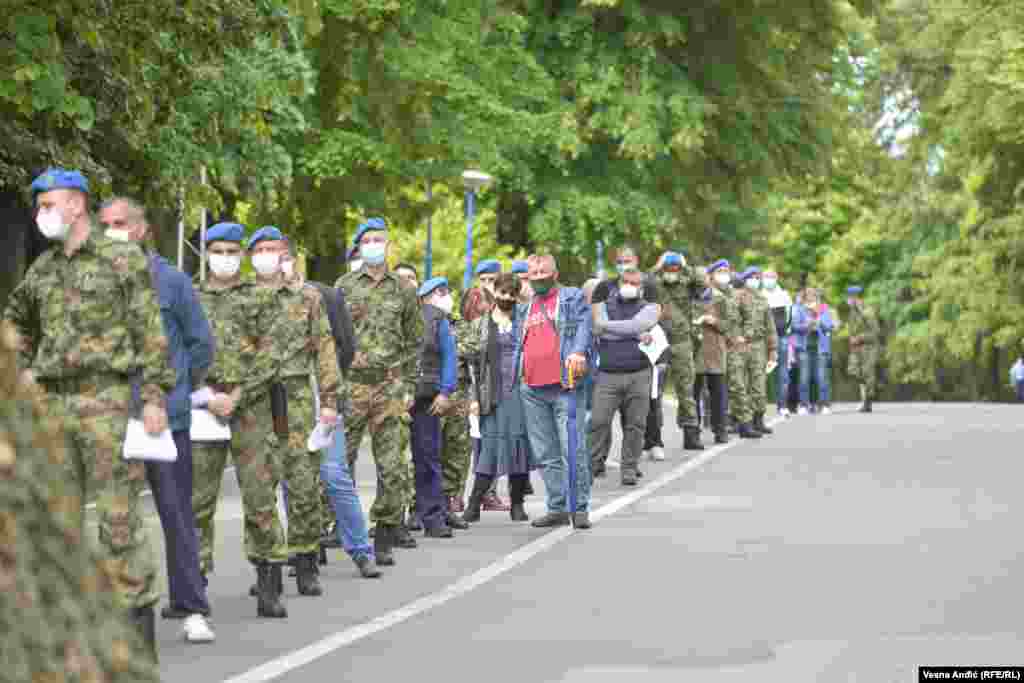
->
[222, 419, 780, 683]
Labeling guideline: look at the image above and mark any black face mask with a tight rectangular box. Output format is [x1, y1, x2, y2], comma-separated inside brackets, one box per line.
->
[495, 297, 516, 312]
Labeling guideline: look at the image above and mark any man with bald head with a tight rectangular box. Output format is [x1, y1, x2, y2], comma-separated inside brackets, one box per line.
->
[99, 198, 216, 641]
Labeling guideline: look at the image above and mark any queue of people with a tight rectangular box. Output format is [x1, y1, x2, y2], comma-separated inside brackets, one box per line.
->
[2, 167, 884, 664]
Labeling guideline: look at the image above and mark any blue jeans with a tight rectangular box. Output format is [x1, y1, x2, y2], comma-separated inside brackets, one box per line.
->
[776, 335, 790, 408]
[1016, 381, 1024, 402]
[799, 350, 831, 406]
[521, 383, 590, 513]
[321, 418, 373, 560]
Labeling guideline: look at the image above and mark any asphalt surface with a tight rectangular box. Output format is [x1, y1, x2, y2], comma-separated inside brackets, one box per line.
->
[136, 402, 1023, 682]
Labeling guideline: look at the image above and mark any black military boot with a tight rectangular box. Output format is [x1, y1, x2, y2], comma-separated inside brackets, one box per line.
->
[755, 413, 773, 435]
[462, 477, 491, 523]
[295, 553, 323, 596]
[683, 425, 705, 451]
[860, 399, 873, 413]
[130, 605, 157, 662]
[256, 563, 288, 618]
[405, 506, 424, 532]
[738, 422, 763, 439]
[374, 525, 396, 566]
[395, 522, 418, 549]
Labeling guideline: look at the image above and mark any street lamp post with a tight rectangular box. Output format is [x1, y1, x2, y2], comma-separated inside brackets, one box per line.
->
[424, 180, 434, 281]
[462, 169, 493, 291]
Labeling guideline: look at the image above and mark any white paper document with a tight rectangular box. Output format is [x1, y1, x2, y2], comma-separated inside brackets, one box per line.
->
[190, 409, 232, 442]
[638, 324, 669, 366]
[650, 365, 660, 399]
[468, 414, 481, 439]
[122, 419, 178, 462]
[307, 423, 336, 452]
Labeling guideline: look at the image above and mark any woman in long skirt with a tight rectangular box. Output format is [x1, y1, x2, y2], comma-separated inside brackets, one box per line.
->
[463, 273, 538, 522]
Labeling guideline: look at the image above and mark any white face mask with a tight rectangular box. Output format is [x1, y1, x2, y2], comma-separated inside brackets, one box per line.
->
[714, 273, 731, 287]
[208, 253, 241, 278]
[360, 242, 387, 265]
[37, 208, 70, 241]
[748, 278, 762, 290]
[349, 259, 363, 272]
[763, 278, 778, 290]
[433, 293, 454, 315]
[251, 252, 280, 277]
[104, 229, 131, 242]
[619, 284, 640, 300]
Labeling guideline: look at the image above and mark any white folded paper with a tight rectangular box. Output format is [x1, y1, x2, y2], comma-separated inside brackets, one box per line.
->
[122, 419, 178, 462]
[638, 324, 669, 366]
[190, 408, 232, 442]
[766, 360, 779, 375]
[307, 422, 336, 452]
[468, 414, 481, 439]
[650, 365, 660, 399]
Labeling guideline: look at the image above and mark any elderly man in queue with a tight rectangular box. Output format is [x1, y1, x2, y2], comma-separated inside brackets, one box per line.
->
[99, 197, 216, 642]
[517, 254, 593, 528]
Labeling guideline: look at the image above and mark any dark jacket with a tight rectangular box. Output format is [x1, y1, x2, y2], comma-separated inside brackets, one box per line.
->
[416, 304, 457, 400]
[309, 281, 356, 373]
[146, 253, 215, 432]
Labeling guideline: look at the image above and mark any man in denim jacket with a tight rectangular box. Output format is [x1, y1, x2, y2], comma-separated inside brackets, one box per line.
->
[515, 254, 593, 529]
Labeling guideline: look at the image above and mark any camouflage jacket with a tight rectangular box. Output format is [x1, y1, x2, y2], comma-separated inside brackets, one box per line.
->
[846, 303, 881, 347]
[2, 229, 174, 406]
[737, 288, 779, 357]
[657, 265, 705, 347]
[335, 267, 423, 396]
[198, 278, 278, 405]
[0, 323, 159, 683]
[723, 286, 753, 351]
[267, 279, 341, 409]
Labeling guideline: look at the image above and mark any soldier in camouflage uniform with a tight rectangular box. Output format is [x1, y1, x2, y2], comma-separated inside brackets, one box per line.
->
[249, 227, 340, 597]
[189, 222, 289, 618]
[720, 262, 762, 440]
[735, 268, 779, 435]
[335, 218, 422, 565]
[2, 169, 174, 651]
[656, 251, 708, 451]
[441, 315, 475, 518]
[845, 285, 882, 412]
[0, 321, 162, 679]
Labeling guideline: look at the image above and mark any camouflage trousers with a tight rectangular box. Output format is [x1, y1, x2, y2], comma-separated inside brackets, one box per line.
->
[441, 393, 473, 500]
[44, 382, 159, 610]
[848, 344, 879, 398]
[346, 379, 413, 527]
[742, 342, 768, 417]
[269, 376, 323, 555]
[666, 342, 699, 428]
[192, 391, 287, 574]
[727, 346, 753, 424]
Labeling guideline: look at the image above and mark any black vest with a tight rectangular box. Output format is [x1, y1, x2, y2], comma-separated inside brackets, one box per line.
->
[416, 304, 445, 399]
[598, 284, 650, 373]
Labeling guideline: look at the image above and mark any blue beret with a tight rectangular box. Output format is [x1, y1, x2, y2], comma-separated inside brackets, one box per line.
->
[847, 285, 864, 295]
[708, 259, 731, 273]
[739, 267, 762, 281]
[511, 260, 528, 274]
[353, 217, 388, 246]
[663, 253, 683, 267]
[206, 222, 245, 244]
[474, 259, 501, 276]
[418, 276, 449, 298]
[246, 226, 286, 250]
[30, 168, 89, 200]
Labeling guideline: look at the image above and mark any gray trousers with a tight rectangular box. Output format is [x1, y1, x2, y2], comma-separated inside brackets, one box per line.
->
[590, 367, 652, 475]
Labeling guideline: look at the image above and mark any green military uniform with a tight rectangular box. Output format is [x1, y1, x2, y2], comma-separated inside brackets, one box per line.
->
[3, 230, 174, 611]
[0, 322, 161, 681]
[269, 280, 340, 557]
[441, 317, 474, 504]
[847, 302, 881, 401]
[335, 266, 422, 528]
[191, 279, 287, 574]
[657, 266, 706, 430]
[737, 287, 779, 423]
[723, 285, 754, 426]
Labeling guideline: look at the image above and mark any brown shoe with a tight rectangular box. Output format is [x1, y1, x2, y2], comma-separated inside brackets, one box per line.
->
[482, 492, 510, 512]
[447, 496, 465, 513]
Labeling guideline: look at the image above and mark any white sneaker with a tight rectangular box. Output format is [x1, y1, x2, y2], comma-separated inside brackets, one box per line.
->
[648, 446, 666, 461]
[183, 613, 216, 643]
[820, 405, 832, 416]
[779, 407, 791, 418]
[797, 405, 809, 416]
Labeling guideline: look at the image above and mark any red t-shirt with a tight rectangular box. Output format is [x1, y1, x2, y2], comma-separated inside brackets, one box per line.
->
[523, 288, 562, 387]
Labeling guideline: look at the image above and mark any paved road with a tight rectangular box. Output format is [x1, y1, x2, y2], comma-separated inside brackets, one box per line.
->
[142, 403, 1023, 681]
